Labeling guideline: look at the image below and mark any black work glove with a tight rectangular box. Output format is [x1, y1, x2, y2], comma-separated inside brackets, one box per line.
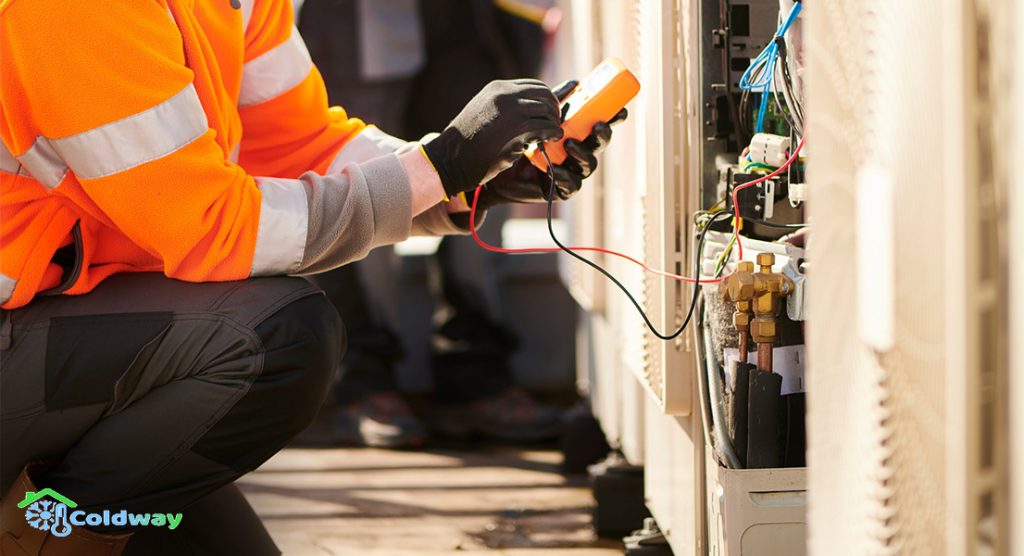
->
[422, 79, 564, 198]
[473, 80, 628, 212]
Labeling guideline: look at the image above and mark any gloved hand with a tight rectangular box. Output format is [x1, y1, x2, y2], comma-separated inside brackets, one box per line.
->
[422, 79, 564, 198]
[473, 80, 628, 212]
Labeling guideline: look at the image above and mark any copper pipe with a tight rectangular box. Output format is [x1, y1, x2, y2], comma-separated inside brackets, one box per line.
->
[758, 343, 774, 373]
[738, 333, 750, 364]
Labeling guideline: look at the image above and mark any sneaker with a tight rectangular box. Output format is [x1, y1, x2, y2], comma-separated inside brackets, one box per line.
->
[430, 387, 566, 442]
[332, 391, 428, 449]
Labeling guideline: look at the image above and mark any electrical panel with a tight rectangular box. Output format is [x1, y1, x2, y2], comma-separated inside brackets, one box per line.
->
[694, 1, 809, 553]
[562, 0, 810, 553]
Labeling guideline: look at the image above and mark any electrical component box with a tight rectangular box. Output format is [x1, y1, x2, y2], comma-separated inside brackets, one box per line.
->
[727, 174, 806, 241]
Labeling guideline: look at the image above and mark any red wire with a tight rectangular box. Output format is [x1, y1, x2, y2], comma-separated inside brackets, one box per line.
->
[467, 133, 806, 285]
[468, 189, 720, 284]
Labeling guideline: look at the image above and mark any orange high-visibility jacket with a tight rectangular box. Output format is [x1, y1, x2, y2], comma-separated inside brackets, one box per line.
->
[0, 0, 453, 309]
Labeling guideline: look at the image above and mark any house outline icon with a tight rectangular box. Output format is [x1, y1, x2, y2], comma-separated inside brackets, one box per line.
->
[17, 489, 78, 509]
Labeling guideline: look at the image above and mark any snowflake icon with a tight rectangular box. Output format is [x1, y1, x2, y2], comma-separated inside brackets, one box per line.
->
[24, 499, 60, 532]
[18, 488, 78, 537]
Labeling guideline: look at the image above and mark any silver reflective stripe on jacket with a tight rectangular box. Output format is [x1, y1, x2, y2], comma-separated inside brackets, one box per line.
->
[10, 84, 207, 188]
[51, 84, 208, 179]
[325, 126, 407, 174]
[17, 137, 67, 189]
[0, 141, 33, 178]
[238, 29, 313, 108]
[0, 273, 16, 305]
[250, 177, 309, 276]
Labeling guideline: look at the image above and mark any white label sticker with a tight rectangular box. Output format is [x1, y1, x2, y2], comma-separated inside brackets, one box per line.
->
[724, 345, 806, 395]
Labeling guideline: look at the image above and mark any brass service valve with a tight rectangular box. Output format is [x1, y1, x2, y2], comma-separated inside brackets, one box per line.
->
[720, 261, 756, 363]
[750, 252, 794, 372]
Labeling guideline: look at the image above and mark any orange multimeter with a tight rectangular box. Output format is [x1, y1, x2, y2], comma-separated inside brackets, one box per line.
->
[526, 57, 641, 171]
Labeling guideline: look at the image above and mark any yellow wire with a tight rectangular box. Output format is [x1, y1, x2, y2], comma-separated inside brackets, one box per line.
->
[494, 0, 548, 25]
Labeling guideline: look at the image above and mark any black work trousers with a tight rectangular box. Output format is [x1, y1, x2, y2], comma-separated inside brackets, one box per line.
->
[0, 273, 344, 554]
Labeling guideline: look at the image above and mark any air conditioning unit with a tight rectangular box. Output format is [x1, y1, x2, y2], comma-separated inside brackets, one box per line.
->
[806, 0, 1012, 554]
[562, 0, 1017, 554]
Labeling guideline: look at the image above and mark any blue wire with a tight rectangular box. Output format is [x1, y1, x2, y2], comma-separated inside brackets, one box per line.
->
[739, 46, 775, 91]
[738, 2, 802, 133]
[755, 61, 773, 131]
[776, 1, 802, 35]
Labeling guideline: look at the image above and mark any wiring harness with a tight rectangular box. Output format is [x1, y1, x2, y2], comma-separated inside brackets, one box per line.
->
[738, 1, 802, 134]
[469, 136, 804, 339]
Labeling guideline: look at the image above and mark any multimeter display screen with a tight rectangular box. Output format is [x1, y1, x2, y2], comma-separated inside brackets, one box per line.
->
[562, 61, 618, 121]
[583, 61, 618, 92]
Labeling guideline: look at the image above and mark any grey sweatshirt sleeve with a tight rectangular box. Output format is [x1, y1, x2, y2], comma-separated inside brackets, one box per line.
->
[247, 126, 481, 278]
[410, 203, 476, 236]
[295, 154, 413, 275]
[248, 154, 413, 277]
[333, 127, 481, 238]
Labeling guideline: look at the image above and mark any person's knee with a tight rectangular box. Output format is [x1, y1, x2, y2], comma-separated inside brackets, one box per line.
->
[255, 293, 345, 431]
[190, 292, 345, 473]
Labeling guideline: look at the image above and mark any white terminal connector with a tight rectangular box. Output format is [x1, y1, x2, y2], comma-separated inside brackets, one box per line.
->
[788, 182, 807, 206]
[748, 133, 792, 167]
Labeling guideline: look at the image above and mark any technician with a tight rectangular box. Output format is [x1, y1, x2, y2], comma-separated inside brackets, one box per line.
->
[0, 0, 615, 553]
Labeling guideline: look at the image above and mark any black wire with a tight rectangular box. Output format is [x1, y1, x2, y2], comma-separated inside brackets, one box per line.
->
[777, 37, 803, 133]
[764, 39, 796, 133]
[538, 146, 732, 340]
[738, 89, 753, 144]
[772, 87, 796, 132]
[745, 218, 807, 229]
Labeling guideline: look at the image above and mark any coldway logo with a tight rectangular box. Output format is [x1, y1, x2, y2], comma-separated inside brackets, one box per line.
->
[19, 489, 75, 537]
[18, 489, 183, 538]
